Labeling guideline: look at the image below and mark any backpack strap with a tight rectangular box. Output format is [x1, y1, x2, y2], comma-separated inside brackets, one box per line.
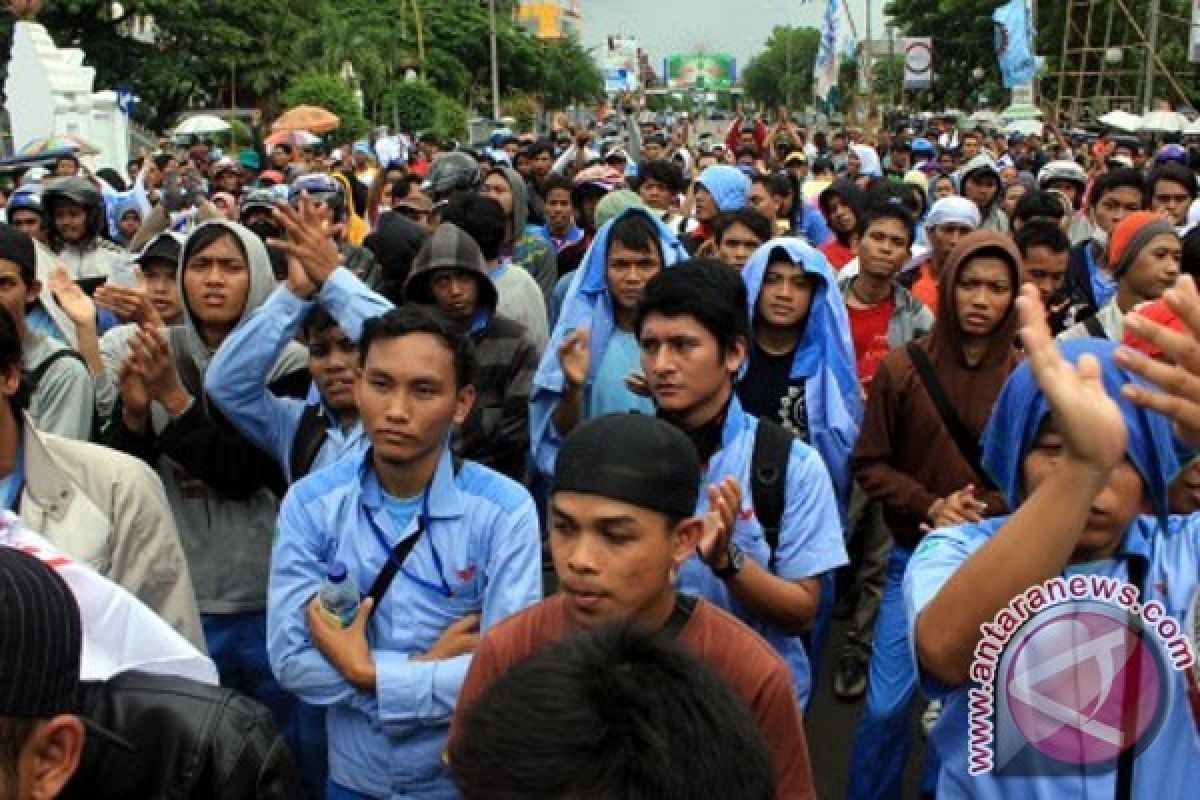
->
[906, 342, 998, 491]
[750, 418, 794, 568]
[1083, 314, 1107, 340]
[26, 348, 87, 393]
[289, 404, 331, 482]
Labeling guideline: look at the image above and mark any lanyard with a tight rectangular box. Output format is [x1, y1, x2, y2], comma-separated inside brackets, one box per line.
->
[364, 491, 453, 598]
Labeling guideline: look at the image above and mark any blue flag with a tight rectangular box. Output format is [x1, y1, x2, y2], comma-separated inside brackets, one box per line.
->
[993, 0, 1037, 87]
[813, 0, 841, 105]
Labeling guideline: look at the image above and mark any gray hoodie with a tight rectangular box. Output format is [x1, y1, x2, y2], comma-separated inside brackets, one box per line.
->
[957, 154, 1010, 235]
[496, 166, 558, 300]
[107, 220, 307, 614]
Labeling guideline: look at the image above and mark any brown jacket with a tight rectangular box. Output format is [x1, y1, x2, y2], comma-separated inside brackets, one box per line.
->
[852, 231, 1021, 548]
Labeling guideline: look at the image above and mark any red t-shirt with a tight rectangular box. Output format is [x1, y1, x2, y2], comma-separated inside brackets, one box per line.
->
[910, 260, 939, 315]
[848, 294, 896, 389]
[819, 239, 856, 272]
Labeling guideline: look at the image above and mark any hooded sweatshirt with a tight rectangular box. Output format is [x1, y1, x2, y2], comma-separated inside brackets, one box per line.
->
[956, 154, 1009, 234]
[852, 230, 1020, 548]
[530, 208, 689, 478]
[849, 144, 883, 178]
[495, 167, 558, 301]
[906, 341, 1200, 800]
[103, 220, 309, 614]
[404, 228, 540, 482]
[817, 179, 866, 270]
[738, 238, 863, 508]
[45, 177, 127, 279]
[362, 210, 429, 301]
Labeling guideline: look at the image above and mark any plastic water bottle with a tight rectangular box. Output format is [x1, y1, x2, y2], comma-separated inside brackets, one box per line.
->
[318, 561, 360, 628]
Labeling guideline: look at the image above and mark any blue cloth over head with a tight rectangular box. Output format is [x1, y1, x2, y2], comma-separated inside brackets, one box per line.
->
[697, 165, 751, 212]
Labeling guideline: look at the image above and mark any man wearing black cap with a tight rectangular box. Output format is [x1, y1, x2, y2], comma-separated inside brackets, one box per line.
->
[452, 412, 816, 799]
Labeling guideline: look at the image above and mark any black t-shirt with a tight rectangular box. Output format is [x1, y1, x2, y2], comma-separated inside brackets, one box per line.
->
[737, 341, 809, 442]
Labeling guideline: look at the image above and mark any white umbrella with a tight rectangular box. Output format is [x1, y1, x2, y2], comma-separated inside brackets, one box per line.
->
[1098, 110, 1142, 132]
[174, 115, 231, 136]
[970, 110, 1004, 128]
[1140, 110, 1187, 133]
[1005, 119, 1043, 137]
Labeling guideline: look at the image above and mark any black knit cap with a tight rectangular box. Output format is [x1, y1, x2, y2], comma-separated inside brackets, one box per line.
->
[0, 547, 82, 717]
[0, 224, 37, 279]
[553, 413, 703, 519]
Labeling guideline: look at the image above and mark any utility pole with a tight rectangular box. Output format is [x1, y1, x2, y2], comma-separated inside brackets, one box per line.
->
[1143, 0, 1160, 112]
[865, 0, 875, 124]
[489, 0, 502, 121]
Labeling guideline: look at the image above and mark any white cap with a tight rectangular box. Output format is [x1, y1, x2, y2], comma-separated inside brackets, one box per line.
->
[925, 196, 981, 230]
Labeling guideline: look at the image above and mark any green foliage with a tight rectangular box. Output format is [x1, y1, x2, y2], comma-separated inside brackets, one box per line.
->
[741, 26, 822, 108]
[505, 92, 541, 133]
[389, 81, 440, 133]
[433, 94, 468, 141]
[280, 71, 368, 141]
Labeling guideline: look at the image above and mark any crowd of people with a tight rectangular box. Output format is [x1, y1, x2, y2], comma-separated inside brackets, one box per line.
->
[1, 104, 1199, 799]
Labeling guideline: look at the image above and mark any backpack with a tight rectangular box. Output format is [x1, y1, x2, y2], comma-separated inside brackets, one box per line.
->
[289, 403, 331, 482]
[25, 348, 102, 441]
[750, 418, 793, 569]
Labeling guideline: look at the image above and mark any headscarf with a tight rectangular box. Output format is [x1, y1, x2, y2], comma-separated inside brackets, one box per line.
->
[849, 144, 882, 178]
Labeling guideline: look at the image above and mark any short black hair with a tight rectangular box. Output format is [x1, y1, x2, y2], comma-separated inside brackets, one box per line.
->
[1014, 218, 1070, 258]
[152, 153, 174, 172]
[0, 306, 29, 413]
[1012, 189, 1068, 225]
[1088, 167, 1145, 208]
[541, 173, 575, 199]
[1147, 162, 1198, 201]
[0, 716, 36, 788]
[359, 306, 475, 389]
[449, 622, 775, 800]
[636, 159, 685, 193]
[607, 212, 663, 263]
[524, 139, 554, 160]
[390, 175, 417, 203]
[634, 259, 749, 358]
[712, 209, 773, 246]
[735, 145, 758, 161]
[301, 305, 340, 341]
[751, 172, 791, 199]
[856, 202, 915, 246]
[440, 193, 506, 261]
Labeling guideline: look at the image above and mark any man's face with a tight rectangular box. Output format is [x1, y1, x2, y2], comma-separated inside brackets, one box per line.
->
[549, 492, 694, 630]
[1093, 186, 1143, 234]
[8, 211, 44, 243]
[140, 260, 182, 323]
[55, 158, 78, 177]
[938, 151, 958, 170]
[214, 171, 239, 193]
[482, 173, 514, 219]
[355, 332, 474, 468]
[643, 142, 665, 161]
[1124, 232, 1182, 303]
[891, 149, 911, 170]
[694, 186, 718, 223]
[638, 178, 671, 210]
[429, 269, 481, 320]
[1021, 245, 1070, 304]
[747, 183, 778, 221]
[933, 177, 957, 201]
[502, 142, 520, 160]
[271, 147, 291, 168]
[1044, 180, 1079, 209]
[640, 311, 743, 422]
[954, 256, 1014, 338]
[715, 222, 765, 271]
[1151, 179, 1192, 226]
[831, 135, 847, 154]
[181, 234, 250, 333]
[544, 188, 574, 232]
[0, 260, 36, 328]
[757, 260, 813, 330]
[1168, 457, 1200, 514]
[532, 151, 553, 178]
[606, 241, 662, 313]
[308, 324, 359, 415]
[739, 132, 757, 150]
[825, 196, 856, 235]
[928, 222, 974, 269]
[52, 203, 88, 244]
[963, 173, 999, 209]
[118, 212, 141, 240]
[961, 136, 981, 161]
[858, 218, 911, 280]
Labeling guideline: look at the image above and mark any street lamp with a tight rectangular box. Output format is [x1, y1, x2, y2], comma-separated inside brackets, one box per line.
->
[972, 67, 985, 80]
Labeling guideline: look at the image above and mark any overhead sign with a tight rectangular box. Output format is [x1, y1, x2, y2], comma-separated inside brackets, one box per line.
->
[605, 35, 641, 93]
[664, 53, 737, 90]
[902, 38, 933, 90]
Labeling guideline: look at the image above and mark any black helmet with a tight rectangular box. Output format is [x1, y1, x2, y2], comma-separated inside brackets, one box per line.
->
[42, 176, 104, 210]
[426, 152, 481, 199]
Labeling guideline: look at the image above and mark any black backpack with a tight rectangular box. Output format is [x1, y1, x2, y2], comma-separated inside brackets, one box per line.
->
[289, 403, 332, 482]
[25, 348, 102, 441]
[750, 418, 793, 569]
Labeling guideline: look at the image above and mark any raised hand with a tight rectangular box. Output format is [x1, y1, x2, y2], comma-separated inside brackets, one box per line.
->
[130, 325, 191, 417]
[268, 193, 342, 296]
[559, 328, 590, 389]
[696, 477, 741, 569]
[47, 267, 95, 328]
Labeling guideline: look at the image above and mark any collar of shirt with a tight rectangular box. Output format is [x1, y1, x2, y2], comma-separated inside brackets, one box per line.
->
[356, 444, 465, 522]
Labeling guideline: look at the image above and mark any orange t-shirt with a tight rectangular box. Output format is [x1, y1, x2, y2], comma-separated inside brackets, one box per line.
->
[451, 594, 816, 800]
[910, 259, 939, 315]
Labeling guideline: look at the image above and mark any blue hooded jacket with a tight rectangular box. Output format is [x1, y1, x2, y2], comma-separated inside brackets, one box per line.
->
[739, 238, 863, 509]
[530, 208, 689, 477]
[904, 339, 1200, 799]
[697, 165, 751, 212]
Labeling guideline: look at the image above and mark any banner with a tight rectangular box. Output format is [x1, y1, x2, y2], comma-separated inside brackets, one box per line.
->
[813, 0, 841, 105]
[992, 0, 1038, 88]
[663, 54, 737, 90]
[604, 35, 641, 93]
[902, 38, 933, 89]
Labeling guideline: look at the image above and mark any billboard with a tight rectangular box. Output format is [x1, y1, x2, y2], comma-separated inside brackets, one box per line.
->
[664, 53, 737, 90]
[902, 37, 933, 90]
[604, 35, 641, 93]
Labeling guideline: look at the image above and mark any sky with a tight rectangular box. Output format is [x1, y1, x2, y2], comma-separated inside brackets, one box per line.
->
[577, 0, 890, 71]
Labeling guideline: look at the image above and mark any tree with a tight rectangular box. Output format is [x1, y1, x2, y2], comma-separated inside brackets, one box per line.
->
[741, 26, 822, 108]
[536, 36, 605, 109]
[280, 71, 368, 141]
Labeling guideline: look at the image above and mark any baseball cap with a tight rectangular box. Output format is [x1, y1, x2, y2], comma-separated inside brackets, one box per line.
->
[784, 152, 808, 165]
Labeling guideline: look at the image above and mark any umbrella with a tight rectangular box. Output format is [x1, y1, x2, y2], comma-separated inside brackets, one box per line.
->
[0, 146, 79, 168]
[15, 135, 99, 157]
[1099, 110, 1142, 132]
[174, 114, 231, 136]
[1005, 119, 1043, 137]
[1140, 110, 1187, 134]
[970, 110, 1003, 129]
[1184, 119, 1200, 136]
[272, 105, 340, 134]
[264, 129, 321, 148]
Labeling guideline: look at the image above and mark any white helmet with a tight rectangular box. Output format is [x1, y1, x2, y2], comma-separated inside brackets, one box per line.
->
[1037, 160, 1087, 190]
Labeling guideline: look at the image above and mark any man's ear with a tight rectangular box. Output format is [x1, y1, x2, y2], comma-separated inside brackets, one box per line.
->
[26, 278, 42, 305]
[724, 334, 748, 375]
[454, 384, 477, 428]
[669, 517, 705, 573]
[25, 715, 85, 800]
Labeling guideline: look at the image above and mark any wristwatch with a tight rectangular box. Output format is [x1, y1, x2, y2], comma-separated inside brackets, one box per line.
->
[713, 543, 745, 580]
